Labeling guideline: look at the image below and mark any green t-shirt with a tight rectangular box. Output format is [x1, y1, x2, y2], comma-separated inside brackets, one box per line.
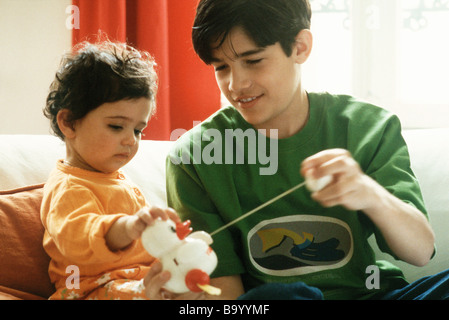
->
[166, 92, 428, 299]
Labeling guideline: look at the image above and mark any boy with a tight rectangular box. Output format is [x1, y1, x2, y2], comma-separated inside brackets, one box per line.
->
[165, 0, 447, 299]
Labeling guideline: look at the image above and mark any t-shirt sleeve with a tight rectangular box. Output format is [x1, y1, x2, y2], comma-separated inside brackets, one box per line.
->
[43, 185, 128, 265]
[354, 113, 429, 258]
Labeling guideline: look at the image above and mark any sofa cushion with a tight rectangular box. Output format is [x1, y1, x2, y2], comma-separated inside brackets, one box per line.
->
[0, 184, 54, 299]
[0, 135, 65, 191]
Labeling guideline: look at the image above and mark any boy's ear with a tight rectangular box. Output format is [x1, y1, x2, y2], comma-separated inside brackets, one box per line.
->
[56, 109, 76, 139]
[293, 29, 313, 64]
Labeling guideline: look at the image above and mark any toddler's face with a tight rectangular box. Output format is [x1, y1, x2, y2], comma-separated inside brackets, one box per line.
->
[67, 98, 151, 173]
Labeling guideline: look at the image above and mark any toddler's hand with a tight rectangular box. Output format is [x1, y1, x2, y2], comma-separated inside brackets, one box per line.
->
[106, 206, 181, 251]
[125, 207, 181, 241]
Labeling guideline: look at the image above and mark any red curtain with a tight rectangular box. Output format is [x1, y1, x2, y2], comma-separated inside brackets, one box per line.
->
[72, 0, 221, 141]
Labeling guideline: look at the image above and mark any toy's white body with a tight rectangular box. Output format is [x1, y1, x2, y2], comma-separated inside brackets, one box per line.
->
[141, 219, 218, 294]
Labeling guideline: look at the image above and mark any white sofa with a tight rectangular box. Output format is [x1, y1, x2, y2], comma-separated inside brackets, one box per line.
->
[0, 130, 448, 298]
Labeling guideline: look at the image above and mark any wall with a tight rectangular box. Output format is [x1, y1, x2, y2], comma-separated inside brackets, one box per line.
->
[0, 0, 72, 135]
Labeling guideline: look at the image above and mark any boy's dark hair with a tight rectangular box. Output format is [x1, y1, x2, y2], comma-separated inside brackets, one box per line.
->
[192, 0, 312, 64]
[44, 40, 158, 140]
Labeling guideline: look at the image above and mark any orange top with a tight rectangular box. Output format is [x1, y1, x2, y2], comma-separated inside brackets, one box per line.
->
[41, 160, 155, 290]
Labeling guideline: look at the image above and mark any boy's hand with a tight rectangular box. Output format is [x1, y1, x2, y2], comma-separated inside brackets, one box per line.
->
[301, 149, 435, 266]
[300, 149, 379, 211]
[125, 207, 181, 241]
[144, 260, 205, 300]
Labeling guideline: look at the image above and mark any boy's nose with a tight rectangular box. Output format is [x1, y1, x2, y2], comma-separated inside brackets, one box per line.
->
[228, 70, 252, 93]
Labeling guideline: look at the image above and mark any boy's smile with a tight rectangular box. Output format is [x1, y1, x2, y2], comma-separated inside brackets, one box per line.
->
[210, 26, 312, 139]
[234, 93, 265, 110]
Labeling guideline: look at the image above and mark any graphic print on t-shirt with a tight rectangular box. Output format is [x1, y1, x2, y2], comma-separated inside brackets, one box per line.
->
[247, 215, 353, 276]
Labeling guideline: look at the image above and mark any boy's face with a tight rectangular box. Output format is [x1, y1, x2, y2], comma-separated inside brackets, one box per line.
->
[210, 27, 308, 137]
[66, 98, 151, 173]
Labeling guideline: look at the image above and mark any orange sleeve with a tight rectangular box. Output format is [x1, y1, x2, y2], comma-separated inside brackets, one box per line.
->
[43, 185, 128, 265]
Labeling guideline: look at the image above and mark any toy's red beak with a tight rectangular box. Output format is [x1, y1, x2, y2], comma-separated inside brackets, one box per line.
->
[176, 220, 192, 240]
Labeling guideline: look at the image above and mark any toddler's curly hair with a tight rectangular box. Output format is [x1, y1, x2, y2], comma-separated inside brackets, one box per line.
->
[44, 40, 158, 140]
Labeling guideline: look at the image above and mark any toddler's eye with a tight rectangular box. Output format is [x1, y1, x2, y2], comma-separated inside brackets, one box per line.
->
[134, 129, 145, 137]
[109, 125, 123, 131]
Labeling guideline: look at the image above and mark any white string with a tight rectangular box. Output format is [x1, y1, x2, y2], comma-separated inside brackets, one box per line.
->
[210, 181, 307, 236]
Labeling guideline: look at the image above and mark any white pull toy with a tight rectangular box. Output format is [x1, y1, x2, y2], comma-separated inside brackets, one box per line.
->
[141, 218, 220, 295]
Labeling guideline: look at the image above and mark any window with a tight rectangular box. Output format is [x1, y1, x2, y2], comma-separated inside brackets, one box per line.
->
[303, 0, 449, 129]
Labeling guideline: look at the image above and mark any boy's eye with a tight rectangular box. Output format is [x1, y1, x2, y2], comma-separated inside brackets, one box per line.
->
[134, 129, 143, 136]
[214, 64, 227, 72]
[247, 58, 263, 65]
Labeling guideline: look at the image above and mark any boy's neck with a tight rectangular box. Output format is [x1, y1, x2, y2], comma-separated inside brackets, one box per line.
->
[255, 89, 310, 139]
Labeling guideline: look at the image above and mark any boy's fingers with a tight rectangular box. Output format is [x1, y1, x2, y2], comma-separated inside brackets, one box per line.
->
[301, 149, 354, 178]
[144, 261, 172, 299]
[144, 260, 163, 286]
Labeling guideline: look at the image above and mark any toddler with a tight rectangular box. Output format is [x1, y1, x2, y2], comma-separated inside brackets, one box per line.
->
[42, 40, 192, 300]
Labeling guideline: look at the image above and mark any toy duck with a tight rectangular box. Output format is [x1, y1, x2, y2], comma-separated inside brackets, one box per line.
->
[141, 218, 220, 295]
